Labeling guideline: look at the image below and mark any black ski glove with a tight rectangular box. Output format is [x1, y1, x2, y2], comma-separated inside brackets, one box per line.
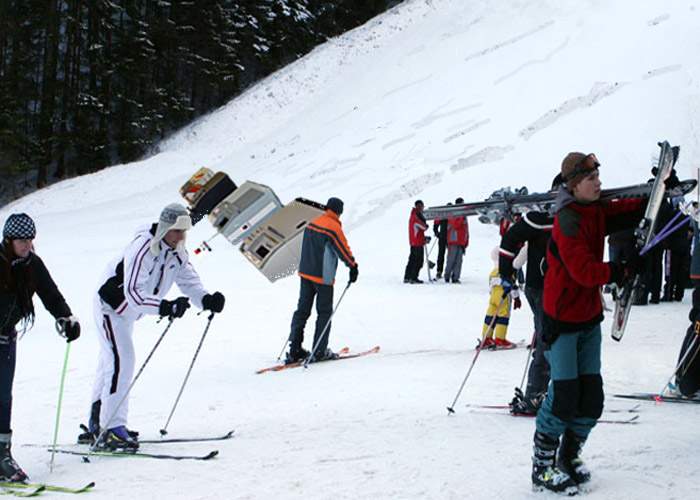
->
[349, 266, 359, 283]
[425, 235, 432, 244]
[202, 292, 225, 313]
[159, 297, 190, 319]
[56, 316, 81, 343]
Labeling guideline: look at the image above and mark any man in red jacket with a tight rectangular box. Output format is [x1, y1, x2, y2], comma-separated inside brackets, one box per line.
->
[443, 197, 469, 283]
[403, 200, 429, 284]
[531, 153, 643, 495]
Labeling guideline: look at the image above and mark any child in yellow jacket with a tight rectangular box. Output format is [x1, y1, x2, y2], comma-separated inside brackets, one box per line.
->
[480, 245, 526, 349]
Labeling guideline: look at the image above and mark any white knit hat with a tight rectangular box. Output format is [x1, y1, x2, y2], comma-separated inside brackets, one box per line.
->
[150, 203, 192, 255]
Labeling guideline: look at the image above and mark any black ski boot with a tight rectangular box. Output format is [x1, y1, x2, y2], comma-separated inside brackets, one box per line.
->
[558, 429, 591, 485]
[285, 347, 310, 365]
[510, 388, 544, 416]
[532, 431, 578, 496]
[78, 400, 101, 444]
[0, 433, 28, 483]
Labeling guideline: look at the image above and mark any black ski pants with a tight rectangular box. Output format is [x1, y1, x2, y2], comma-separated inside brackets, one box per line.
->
[403, 245, 424, 281]
[525, 287, 550, 398]
[677, 320, 700, 397]
[436, 237, 447, 275]
[0, 337, 16, 434]
[289, 278, 334, 356]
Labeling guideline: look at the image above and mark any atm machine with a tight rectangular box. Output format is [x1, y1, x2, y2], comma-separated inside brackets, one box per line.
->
[180, 168, 325, 282]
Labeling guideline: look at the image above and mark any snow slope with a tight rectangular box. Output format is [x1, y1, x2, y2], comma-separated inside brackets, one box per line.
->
[2, 0, 700, 498]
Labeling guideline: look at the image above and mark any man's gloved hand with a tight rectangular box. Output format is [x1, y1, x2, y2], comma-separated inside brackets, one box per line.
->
[501, 278, 513, 296]
[159, 297, 191, 319]
[202, 292, 225, 313]
[56, 316, 81, 342]
[425, 236, 432, 244]
[349, 266, 359, 283]
[513, 297, 522, 310]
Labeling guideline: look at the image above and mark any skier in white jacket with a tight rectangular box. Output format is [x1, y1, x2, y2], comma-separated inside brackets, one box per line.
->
[81, 204, 225, 450]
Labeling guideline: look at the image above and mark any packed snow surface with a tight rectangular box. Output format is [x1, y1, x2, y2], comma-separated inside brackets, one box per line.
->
[2, 0, 700, 498]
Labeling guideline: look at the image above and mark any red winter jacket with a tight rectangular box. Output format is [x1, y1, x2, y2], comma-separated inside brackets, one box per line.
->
[447, 216, 469, 246]
[543, 190, 643, 332]
[408, 208, 428, 246]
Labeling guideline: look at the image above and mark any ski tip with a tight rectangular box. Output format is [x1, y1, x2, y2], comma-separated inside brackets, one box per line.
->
[205, 451, 219, 460]
[224, 430, 235, 439]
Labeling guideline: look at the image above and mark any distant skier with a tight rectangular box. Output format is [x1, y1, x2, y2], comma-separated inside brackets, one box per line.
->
[480, 246, 525, 349]
[444, 198, 469, 284]
[83, 203, 225, 450]
[532, 153, 644, 495]
[503, 176, 559, 414]
[0, 214, 80, 482]
[403, 200, 429, 284]
[286, 197, 358, 364]
[433, 205, 450, 279]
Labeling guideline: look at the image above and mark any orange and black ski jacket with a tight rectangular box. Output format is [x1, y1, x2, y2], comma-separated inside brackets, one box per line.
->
[298, 210, 357, 286]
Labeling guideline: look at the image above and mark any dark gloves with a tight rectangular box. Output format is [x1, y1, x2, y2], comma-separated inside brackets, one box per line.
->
[513, 297, 522, 310]
[56, 316, 81, 343]
[349, 266, 359, 283]
[202, 292, 225, 313]
[159, 296, 191, 319]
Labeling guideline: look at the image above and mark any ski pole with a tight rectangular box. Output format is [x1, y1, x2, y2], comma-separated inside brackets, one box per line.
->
[518, 330, 537, 392]
[304, 282, 352, 368]
[276, 337, 290, 362]
[424, 244, 433, 282]
[656, 331, 700, 401]
[89, 317, 175, 453]
[49, 341, 71, 472]
[427, 238, 438, 258]
[447, 295, 507, 414]
[160, 313, 215, 436]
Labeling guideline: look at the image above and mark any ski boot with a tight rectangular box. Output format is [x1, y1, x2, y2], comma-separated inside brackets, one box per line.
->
[532, 431, 578, 495]
[494, 338, 516, 349]
[99, 426, 139, 451]
[477, 337, 496, 349]
[557, 429, 591, 485]
[0, 434, 28, 483]
[285, 347, 310, 365]
[78, 400, 101, 444]
[510, 389, 544, 416]
[313, 348, 339, 362]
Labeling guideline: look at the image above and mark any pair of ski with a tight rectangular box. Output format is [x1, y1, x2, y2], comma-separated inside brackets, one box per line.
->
[465, 403, 641, 424]
[0, 481, 94, 496]
[27, 427, 235, 462]
[256, 345, 381, 374]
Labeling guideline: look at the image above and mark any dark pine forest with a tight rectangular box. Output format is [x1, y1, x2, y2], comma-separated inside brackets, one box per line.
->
[0, 0, 400, 201]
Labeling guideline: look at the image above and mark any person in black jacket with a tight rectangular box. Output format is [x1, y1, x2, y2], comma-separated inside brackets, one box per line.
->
[0, 213, 80, 482]
[433, 204, 450, 279]
[500, 176, 560, 415]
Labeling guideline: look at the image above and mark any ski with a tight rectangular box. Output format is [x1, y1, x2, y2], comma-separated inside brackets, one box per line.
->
[0, 482, 94, 494]
[256, 346, 380, 374]
[80, 425, 234, 444]
[48, 448, 218, 461]
[614, 393, 700, 404]
[611, 141, 679, 341]
[474, 339, 528, 351]
[465, 403, 641, 413]
[0, 486, 45, 497]
[423, 177, 695, 222]
[466, 408, 639, 424]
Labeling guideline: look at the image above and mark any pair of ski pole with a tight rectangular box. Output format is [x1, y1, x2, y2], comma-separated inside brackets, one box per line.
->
[276, 281, 353, 367]
[50, 311, 217, 464]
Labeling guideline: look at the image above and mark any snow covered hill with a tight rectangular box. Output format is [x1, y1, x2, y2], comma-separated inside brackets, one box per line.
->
[2, 0, 700, 498]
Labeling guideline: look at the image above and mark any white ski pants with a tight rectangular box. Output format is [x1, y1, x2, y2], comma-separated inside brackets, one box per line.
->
[91, 296, 136, 429]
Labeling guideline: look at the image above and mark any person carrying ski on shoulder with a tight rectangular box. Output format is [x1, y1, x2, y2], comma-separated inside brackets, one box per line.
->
[532, 153, 644, 495]
[501, 176, 560, 415]
[83, 203, 225, 450]
[480, 245, 526, 349]
[286, 197, 357, 364]
[444, 198, 469, 284]
[0, 214, 80, 482]
[403, 200, 429, 284]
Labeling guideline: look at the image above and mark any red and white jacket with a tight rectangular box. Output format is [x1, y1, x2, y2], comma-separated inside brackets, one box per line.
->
[97, 224, 208, 322]
[408, 208, 428, 246]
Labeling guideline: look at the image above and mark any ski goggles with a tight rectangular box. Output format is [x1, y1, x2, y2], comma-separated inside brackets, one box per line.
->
[565, 154, 600, 182]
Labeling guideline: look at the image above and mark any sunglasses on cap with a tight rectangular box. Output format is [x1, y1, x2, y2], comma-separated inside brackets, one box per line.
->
[566, 154, 600, 181]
